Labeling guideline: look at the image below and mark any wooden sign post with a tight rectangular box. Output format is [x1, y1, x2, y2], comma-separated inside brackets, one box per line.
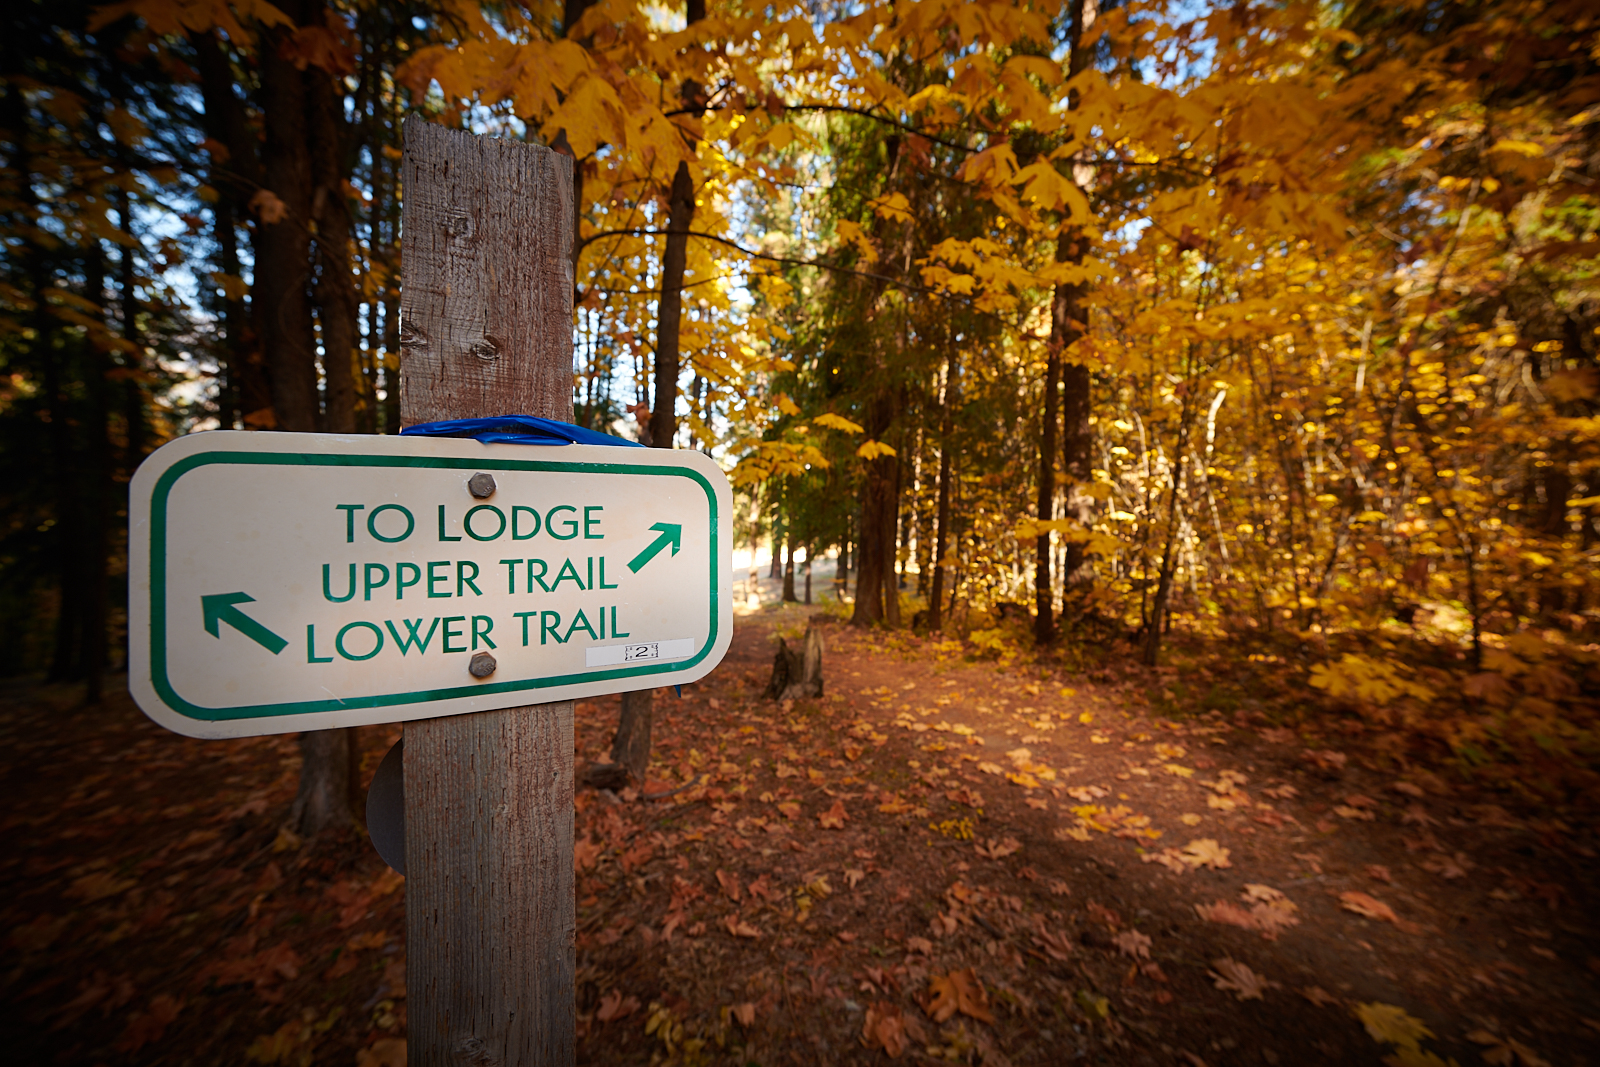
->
[399, 117, 575, 1066]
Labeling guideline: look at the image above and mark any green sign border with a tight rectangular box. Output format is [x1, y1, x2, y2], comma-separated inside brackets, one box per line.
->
[149, 450, 720, 722]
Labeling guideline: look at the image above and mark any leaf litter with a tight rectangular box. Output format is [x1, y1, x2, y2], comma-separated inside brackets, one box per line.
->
[1, 607, 1590, 1066]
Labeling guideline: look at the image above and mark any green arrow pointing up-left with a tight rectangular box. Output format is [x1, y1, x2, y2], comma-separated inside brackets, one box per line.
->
[201, 593, 288, 655]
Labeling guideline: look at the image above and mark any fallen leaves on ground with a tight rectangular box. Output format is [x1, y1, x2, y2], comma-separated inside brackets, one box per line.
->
[1195, 884, 1301, 939]
[974, 836, 1021, 859]
[923, 967, 995, 1024]
[595, 989, 640, 1022]
[1181, 838, 1232, 869]
[1467, 1030, 1551, 1067]
[861, 1001, 922, 1058]
[355, 1039, 407, 1067]
[721, 915, 760, 939]
[818, 799, 847, 829]
[1339, 891, 1420, 932]
[1112, 930, 1152, 959]
[1209, 958, 1272, 1001]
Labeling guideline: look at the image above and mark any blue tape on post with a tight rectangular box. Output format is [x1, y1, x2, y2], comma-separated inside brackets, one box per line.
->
[401, 414, 645, 448]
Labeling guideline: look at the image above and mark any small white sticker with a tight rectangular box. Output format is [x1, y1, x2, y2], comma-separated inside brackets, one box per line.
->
[586, 638, 695, 668]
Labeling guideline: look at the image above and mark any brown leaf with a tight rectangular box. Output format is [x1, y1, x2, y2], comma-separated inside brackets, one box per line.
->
[1142, 848, 1190, 873]
[596, 989, 640, 1022]
[906, 935, 934, 955]
[1033, 929, 1074, 961]
[1338, 891, 1417, 932]
[1208, 957, 1271, 1001]
[1112, 930, 1152, 959]
[1181, 838, 1232, 869]
[356, 1039, 407, 1067]
[9, 914, 68, 953]
[324, 951, 361, 980]
[722, 915, 761, 939]
[862, 1001, 911, 1057]
[1300, 986, 1338, 1007]
[1468, 1030, 1551, 1067]
[1420, 852, 1473, 879]
[818, 799, 847, 829]
[1338, 890, 1397, 921]
[113, 994, 182, 1054]
[68, 870, 135, 903]
[923, 967, 995, 1024]
[249, 189, 288, 225]
[974, 836, 1021, 860]
[1195, 900, 1259, 930]
[716, 869, 743, 902]
[731, 1002, 756, 1027]
[574, 835, 603, 871]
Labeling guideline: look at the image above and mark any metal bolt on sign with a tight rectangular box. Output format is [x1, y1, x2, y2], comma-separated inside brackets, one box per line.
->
[468, 472, 497, 498]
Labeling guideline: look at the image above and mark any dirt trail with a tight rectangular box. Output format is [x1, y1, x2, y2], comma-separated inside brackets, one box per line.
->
[0, 599, 1595, 1066]
[572, 603, 1598, 1066]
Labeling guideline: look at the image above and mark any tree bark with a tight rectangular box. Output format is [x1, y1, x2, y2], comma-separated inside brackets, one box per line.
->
[79, 247, 111, 702]
[400, 116, 576, 1065]
[649, 160, 695, 448]
[1059, 0, 1098, 596]
[783, 533, 797, 602]
[1056, 227, 1093, 591]
[1035, 338, 1060, 646]
[929, 353, 958, 633]
[310, 64, 360, 436]
[765, 625, 824, 701]
[851, 456, 899, 626]
[255, 7, 319, 432]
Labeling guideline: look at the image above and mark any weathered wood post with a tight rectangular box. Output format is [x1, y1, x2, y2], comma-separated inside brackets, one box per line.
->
[399, 116, 575, 1066]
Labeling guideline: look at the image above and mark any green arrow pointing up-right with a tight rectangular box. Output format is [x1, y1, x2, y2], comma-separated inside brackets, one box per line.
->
[626, 522, 683, 574]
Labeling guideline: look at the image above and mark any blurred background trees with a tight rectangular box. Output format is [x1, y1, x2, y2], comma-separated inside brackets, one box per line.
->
[2, 0, 1595, 809]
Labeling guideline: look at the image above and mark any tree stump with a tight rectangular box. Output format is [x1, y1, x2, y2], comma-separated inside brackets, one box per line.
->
[765, 624, 824, 701]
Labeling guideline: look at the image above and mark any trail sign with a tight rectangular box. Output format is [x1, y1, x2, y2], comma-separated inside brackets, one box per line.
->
[129, 429, 731, 738]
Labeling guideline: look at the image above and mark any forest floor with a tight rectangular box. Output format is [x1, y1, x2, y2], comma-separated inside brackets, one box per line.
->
[2, 585, 1597, 1067]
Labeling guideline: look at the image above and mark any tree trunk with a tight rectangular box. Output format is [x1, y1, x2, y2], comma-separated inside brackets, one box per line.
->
[783, 534, 797, 602]
[649, 160, 695, 448]
[1034, 343, 1060, 646]
[851, 452, 899, 626]
[929, 353, 958, 633]
[1143, 392, 1194, 666]
[804, 553, 812, 605]
[310, 64, 360, 436]
[79, 248, 111, 702]
[291, 728, 360, 833]
[608, 0, 703, 787]
[117, 189, 148, 671]
[1059, 1, 1098, 597]
[838, 520, 850, 595]
[611, 689, 654, 782]
[255, 10, 319, 432]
